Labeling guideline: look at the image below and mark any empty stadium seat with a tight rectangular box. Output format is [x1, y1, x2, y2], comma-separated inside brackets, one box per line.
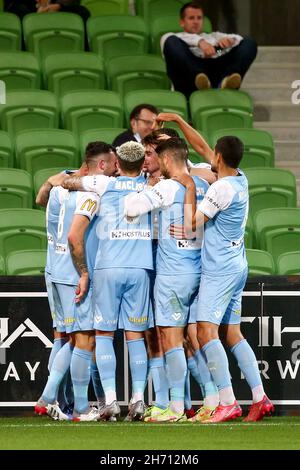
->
[80, 128, 126, 154]
[0, 254, 4, 275]
[254, 208, 300, 264]
[0, 168, 32, 209]
[23, 12, 84, 61]
[0, 12, 21, 51]
[6, 249, 46, 275]
[0, 131, 13, 167]
[43, 52, 105, 96]
[246, 249, 275, 276]
[136, 0, 185, 22]
[190, 90, 253, 135]
[124, 89, 188, 124]
[0, 52, 40, 90]
[0, 90, 58, 136]
[81, 0, 129, 15]
[61, 90, 123, 134]
[15, 129, 78, 175]
[87, 15, 148, 60]
[277, 252, 300, 275]
[0, 209, 47, 259]
[246, 168, 297, 217]
[211, 128, 275, 168]
[34, 167, 71, 197]
[107, 55, 170, 96]
[150, 14, 212, 54]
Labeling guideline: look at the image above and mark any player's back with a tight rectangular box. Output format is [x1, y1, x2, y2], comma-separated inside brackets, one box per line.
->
[202, 171, 248, 275]
[157, 176, 209, 275]
[95, 175, 153, 271]
[51, 190, 99, 285]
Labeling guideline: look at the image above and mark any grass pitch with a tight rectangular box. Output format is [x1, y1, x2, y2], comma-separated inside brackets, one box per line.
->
[0, 417, 300, 450]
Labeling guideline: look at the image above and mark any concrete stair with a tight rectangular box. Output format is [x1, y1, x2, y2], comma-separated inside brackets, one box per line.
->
[242, 46, 300, 205]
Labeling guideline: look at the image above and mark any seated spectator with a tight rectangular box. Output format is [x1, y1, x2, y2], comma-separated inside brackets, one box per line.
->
[113, 104, 159, 148]
[161, 1, 257, 98]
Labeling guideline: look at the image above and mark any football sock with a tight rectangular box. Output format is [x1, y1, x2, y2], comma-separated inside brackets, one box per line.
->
[42, 341, 74, 404]
[149, 357, 169, 410]
[231, 339, 264, 403]
[202, 339, 235, 406]
[90, 358, 104, 401]
[184, 370, 192, 410]
[70, 347, 92, 414]
[127, 339, 148, 403]
[95, 336, 116, 405]
[48, 337, 68, 372]
[194, 349, 219, 407]
[165, 347, 187, 414]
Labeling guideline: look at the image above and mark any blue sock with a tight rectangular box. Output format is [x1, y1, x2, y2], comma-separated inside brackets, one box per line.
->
[57, 369, 73, 411]
[149, 357, 169, 410]
[70, 347, 92, 414]
[231, 339, 262, 389]
[42, 342, 73, 404]
[165, 347, 187, 414]
[202, 340, 232, 391]
[95, 336, 116, 404]
[91, 359, 104, 401]
[194, 349, 218, 397]
[48, 338, 68, 372]
[184, 370, 192, 410]
[188, 354, 205, 398]
[127, 339, 148, 400]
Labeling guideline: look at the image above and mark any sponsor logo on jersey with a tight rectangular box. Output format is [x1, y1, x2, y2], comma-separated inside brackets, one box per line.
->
[177, 239, 202, 250]
[110, 230, 151, 240]
[80, 198, 97, 215]
[55, 243, 67, 254]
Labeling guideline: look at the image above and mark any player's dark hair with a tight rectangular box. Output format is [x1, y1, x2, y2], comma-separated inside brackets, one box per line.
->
[180, 1, 204, 19]
[156, 138, 189, 164]
[84, 141, 115, 162]
[129, 104, 158, 121]
[143, 128, 180, 148]
[215, 136, 244, 169]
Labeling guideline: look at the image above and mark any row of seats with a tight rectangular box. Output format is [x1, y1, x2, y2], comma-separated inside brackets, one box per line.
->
[0, 8, 212, 58]
[1, 246, 300, 276]
[0, 89, 254, 138]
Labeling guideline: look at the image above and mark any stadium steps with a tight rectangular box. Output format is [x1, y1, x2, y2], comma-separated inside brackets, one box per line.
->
[242, 46, 300, 206]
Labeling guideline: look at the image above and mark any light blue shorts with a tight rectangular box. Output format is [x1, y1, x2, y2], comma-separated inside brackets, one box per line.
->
[93, 268, 152, 332]
[197, 268, 248, 325]
[154, 273, 201, 327]
[52, 282, 93, 334]
[188, 287, 200, 324]
[45, 272, 61, 330]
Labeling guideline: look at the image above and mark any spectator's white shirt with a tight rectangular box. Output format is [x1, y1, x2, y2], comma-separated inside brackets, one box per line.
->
[161, 31, 243, 58]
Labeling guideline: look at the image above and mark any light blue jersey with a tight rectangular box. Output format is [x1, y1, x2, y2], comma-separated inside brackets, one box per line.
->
[51, 191, 100, 285]
[199, 171, 249, 275]
[45, 186, 68, 274]
[82, 175, 153, 271]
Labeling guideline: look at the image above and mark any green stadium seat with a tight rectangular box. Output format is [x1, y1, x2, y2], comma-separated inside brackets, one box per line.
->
[277, 252, 300, 275]
[87, 15, 148, 60]
[150, 14, 212, 54]
[61, 90, 123, 134]
[190, 90, 253, 135]
[0, 52, 40, 90]
[246, 249, 275, 276]
[81, 0, 129, 15]
[136, 0, 185, 22]
[34, 167, 72, 197]
[107, 54, 170, 96]
[254, 208, 300, 264]
[0, 13, 21, 51]
[23, 12, 84, 61]
[0, 131, 13, 167]
[0, 208, 46, 259]
[80, 128, 126, 154]
[0, 254, 5, 275]
[0, 90, 58, 136]
[15, 129, 78, 175]
[0, 168, 32, 209]
[124, 89, 188, 124]
[43, 52, 105, 96]
[245, 168, 297, 217]
[6, 249, 46, 275]
[211, 128, 275, 168]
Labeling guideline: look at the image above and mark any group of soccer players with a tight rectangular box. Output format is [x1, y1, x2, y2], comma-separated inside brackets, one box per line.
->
[34, 112, 274, 423]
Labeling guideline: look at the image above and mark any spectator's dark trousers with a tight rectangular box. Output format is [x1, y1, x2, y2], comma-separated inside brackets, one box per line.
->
[163, 36, 257, 99]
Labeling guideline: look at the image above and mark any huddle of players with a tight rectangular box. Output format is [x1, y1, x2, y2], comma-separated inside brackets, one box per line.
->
[34, 116, 274, 423]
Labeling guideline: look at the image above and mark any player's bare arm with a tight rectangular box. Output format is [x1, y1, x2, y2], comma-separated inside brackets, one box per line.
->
[35, 180, 53, 207]
[156, 112, 214, 163]
[62, 176, 84, 192]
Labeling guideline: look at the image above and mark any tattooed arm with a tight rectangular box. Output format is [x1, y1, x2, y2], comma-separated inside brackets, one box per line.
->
[68, 214, 90, 303]
[62, 176, 84, 191]
[36, 180, 53, 207]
